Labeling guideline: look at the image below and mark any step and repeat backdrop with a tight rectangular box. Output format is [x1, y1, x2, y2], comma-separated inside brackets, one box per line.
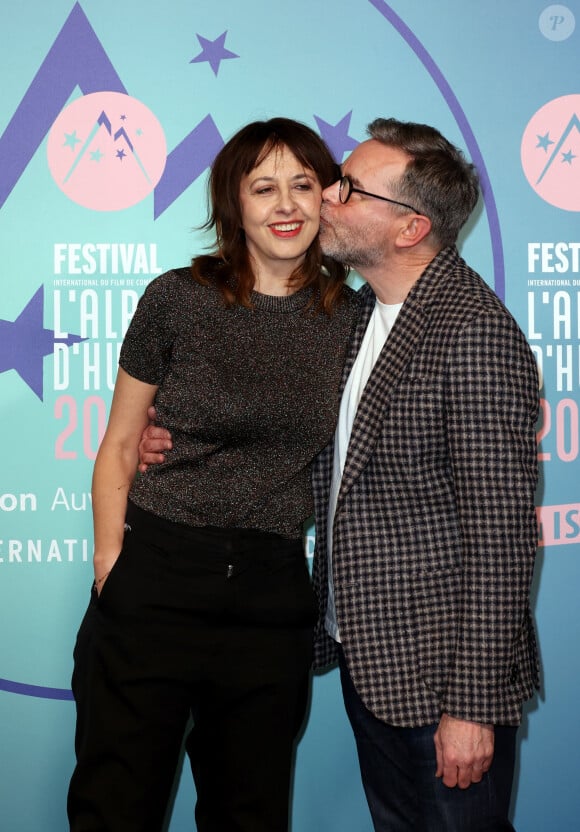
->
[1, 1, 579, 829]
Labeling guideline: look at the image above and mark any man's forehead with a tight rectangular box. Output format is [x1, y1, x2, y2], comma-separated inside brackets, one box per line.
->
[343, 140, 410, 181]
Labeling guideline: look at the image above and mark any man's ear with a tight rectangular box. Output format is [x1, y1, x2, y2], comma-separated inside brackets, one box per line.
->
[396, 215, 432, 248]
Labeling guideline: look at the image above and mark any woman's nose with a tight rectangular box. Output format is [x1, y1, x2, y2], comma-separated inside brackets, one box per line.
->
[275, 187, 297, 212]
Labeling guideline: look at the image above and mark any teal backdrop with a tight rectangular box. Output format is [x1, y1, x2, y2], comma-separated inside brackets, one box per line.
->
[1, 1, 579, 828]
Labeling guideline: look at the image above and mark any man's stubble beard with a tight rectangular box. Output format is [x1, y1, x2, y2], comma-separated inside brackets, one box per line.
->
[320, 220, 385, 270]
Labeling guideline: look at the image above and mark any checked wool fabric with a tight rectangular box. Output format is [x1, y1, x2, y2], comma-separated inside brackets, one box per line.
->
[312, 246, 540, 728]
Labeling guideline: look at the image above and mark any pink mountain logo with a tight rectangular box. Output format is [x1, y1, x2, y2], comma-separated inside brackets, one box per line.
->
[521, 94, 580, 212]
[47, 91, 166, 211]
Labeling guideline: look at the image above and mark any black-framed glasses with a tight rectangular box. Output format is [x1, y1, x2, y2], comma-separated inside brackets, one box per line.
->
[338, 175, 420, 214]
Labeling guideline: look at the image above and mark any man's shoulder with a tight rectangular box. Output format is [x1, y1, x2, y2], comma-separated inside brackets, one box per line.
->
[452, 261, 517, 325]
[429, 249, 511, 317]
[407, 249, 530, 350]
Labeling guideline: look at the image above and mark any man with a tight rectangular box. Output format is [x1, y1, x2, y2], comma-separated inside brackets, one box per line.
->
[139, 118, 540, 831]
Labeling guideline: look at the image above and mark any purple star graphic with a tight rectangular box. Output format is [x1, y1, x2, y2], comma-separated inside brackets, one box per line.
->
[314, 112, 359, 162]
[0, 286, 84, 400]
[190, 31, 239, 76]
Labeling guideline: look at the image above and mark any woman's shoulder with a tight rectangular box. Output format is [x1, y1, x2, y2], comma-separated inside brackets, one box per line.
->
[334, 282, 362, 321]
[310, 283, 360, 339]
[144, 267, 193, 294]
[142, 267, 220, 305]
[340, 283, 361, 305]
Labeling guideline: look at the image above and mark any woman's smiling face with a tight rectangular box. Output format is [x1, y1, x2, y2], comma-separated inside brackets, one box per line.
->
[239, 144, 322, 291]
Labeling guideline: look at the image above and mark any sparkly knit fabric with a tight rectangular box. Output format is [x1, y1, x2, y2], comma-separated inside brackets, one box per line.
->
[120, 268, 359, 539]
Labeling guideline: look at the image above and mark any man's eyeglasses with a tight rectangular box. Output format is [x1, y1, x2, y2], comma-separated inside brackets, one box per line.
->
[338, 175, 420, 215]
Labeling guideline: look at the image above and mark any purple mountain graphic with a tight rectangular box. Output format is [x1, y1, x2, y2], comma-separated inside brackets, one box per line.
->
[0, 3, 224, 218]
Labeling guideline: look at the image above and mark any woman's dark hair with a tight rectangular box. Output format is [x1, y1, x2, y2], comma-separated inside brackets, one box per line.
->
[191, 118, 347, 313]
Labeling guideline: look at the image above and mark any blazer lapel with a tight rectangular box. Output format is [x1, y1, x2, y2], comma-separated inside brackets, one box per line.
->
[333, 246, 460, 513]
[335, 293, 428, 510]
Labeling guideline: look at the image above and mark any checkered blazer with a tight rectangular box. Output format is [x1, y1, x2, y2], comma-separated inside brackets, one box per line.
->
[312, 246, 540, 727]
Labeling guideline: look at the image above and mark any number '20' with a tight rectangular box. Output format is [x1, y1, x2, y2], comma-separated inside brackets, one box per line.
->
[537, 398, 579, 462]
[55, 395, 107, 460]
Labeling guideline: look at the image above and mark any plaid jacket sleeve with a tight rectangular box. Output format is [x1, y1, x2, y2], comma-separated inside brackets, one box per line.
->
[441, 306, 539, 722]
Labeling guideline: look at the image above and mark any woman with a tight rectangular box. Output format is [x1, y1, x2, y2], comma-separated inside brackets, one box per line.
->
[67, 118, 358, 832]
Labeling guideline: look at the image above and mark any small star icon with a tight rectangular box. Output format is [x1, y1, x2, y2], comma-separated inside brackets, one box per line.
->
[116, 148, 127, 161]
[536, 132, 554, 152]
[90, 148, 104, 162]
[190, 31, 239, 76]
[561, 149, 577, 164]
[63, 130, 82, 150]
[314, 112, 359, 162]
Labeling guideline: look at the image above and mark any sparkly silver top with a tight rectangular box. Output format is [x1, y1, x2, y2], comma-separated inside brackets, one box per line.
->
[120, 268, 359, 538]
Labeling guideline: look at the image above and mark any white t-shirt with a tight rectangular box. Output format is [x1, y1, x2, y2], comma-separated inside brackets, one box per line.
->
[325, 298, 402, 642]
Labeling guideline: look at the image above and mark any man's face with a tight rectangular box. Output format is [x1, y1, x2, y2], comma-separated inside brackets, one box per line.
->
[319, 140, 411, 270]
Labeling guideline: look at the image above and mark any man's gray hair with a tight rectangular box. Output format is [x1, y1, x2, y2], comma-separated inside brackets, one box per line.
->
[367, 118, 480, 247]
